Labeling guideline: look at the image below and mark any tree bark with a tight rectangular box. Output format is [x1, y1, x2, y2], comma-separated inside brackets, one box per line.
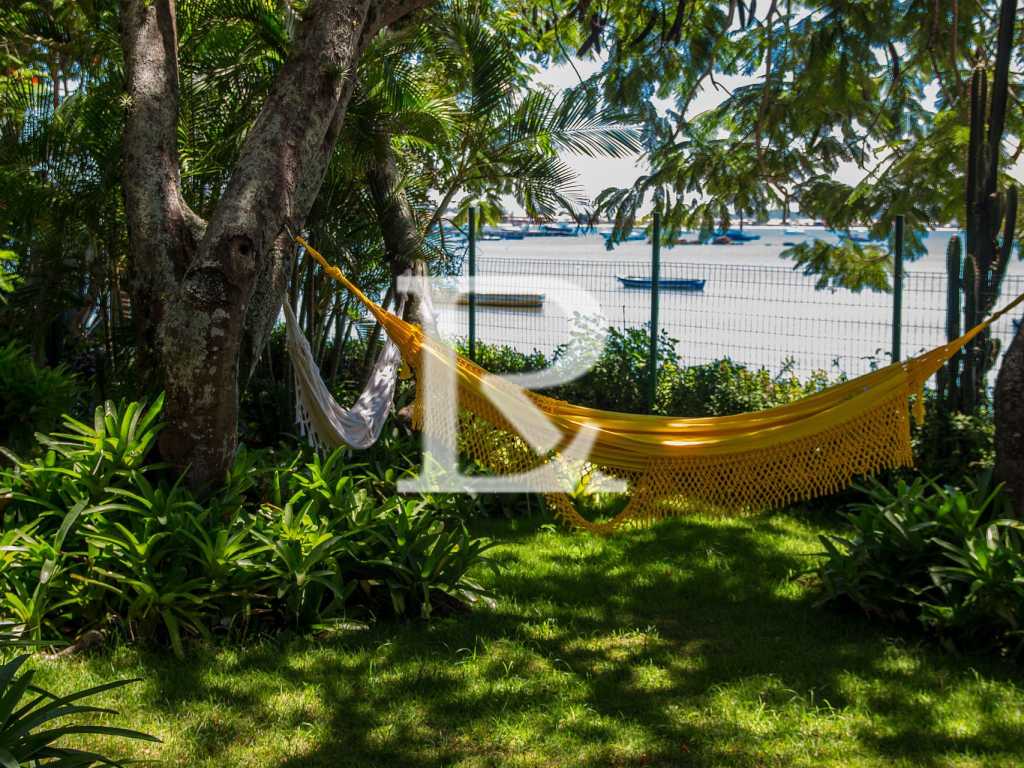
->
[120, 0, 430, 488]
[367, 136, 424, 275]
[120, 0, 203, 381]
[366, 134, 432, 326]
[995, 326, 1024, 516]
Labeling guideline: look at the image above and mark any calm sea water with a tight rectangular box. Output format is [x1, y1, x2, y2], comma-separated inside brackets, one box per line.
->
[431, 228, 1024, 379]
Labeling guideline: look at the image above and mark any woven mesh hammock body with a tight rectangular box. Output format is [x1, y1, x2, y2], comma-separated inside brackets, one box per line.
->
[284, 297, 405, 451]
[294, 236, 1024, 534]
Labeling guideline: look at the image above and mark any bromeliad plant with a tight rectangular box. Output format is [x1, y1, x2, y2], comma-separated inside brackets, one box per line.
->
[0, 397, 497, 656]
[0, 653, 159, 766]
[817, 472, 1024, 657]
[254, 495, 355, 630]
[0, 625, 159, 765]
[261, 449, 497, 623]
[351, 496, 496, 618]
[2, 395, 166, 515]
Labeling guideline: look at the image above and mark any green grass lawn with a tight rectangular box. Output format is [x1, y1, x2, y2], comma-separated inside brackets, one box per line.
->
[29, 511, 1024, 767]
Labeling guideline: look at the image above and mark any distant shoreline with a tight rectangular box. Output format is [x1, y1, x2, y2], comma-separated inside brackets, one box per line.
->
[727, 223, 961, 231]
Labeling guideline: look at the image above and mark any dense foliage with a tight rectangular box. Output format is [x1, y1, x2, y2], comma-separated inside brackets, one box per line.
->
[912, 390, 997, 477]
[818, 473, 1024, 658]
[500, 326, 836, 416]
[0, 342, 80, 452]
[0, 398, 494, 656]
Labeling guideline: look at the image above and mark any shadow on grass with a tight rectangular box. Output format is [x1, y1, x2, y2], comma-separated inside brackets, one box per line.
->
[101, 513, 1024, 767]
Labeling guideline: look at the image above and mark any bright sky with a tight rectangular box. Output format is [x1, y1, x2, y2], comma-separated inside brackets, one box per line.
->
[534, 59, 647, 204]
[532, 57, 878, 211]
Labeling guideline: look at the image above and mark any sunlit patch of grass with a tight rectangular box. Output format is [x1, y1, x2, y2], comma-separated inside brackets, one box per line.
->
[27, 511, 1024, 767]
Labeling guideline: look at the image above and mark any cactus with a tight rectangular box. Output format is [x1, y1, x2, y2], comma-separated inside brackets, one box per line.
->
[942, 0, 1018, 414]
[946, 236, 962, 341]
[939, 236, 962, 404]
[961, 255, 980, 412]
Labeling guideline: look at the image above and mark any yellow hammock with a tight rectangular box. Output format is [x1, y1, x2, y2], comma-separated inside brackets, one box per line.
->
[296, 236, 1024, 534]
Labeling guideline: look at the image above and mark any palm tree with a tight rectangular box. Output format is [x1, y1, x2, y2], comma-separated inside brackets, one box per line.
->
[0, 1, 125, 371]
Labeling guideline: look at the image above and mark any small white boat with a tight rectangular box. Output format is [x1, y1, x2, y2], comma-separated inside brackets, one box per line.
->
[783, 227, 805, 235]
[498, 224, 526, 240]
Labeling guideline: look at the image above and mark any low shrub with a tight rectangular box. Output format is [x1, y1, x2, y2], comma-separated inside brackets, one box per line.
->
[0, 341, 80, 451]
[661, 357, 833, 417]
[549, 325, 675, 414]
[0, 397, 496, 655]
[458, 340, 548, 375]
[469, 327, 836, 418]
[817, 472, 1024, 658]
[912, 391, 995, 477]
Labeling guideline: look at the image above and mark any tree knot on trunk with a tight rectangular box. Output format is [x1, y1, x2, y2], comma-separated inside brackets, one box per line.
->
[183, 265, 231, 310]
[225, 234, 258, 278]
[182, 234, 259, 310]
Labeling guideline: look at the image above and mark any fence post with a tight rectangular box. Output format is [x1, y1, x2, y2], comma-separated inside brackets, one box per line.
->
[892, 214, 904, 363]
[648, 211, 661, 413]
[468, 206, 477, 363]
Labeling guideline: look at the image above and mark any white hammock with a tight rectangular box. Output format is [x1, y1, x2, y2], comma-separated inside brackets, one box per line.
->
[283, 272, 435, 450]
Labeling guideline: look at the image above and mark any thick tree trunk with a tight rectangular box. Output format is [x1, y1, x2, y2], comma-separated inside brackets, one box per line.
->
[995, 326, 1024, 516]
[120, 0, 430, 489]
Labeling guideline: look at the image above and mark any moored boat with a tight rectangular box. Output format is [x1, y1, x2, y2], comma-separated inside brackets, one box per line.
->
[836, 230, 881, 244]
[601, 229, 647, 243]
[722, 229, 760, 241]
[617, 276, 706, 291]
[539, 223, 579, 236]
[456, 292, 545, 308]
[498, 224, 526, 239]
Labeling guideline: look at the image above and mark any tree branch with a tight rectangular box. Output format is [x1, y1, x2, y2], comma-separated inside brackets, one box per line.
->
[120, 0, 203, 375]
[372, 0, 433, 35]
[199, 0, 433, 275]
[226, 0, 431, 377]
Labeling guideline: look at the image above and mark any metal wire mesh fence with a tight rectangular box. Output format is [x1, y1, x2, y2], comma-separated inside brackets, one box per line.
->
[431, 256, 1024, 379]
